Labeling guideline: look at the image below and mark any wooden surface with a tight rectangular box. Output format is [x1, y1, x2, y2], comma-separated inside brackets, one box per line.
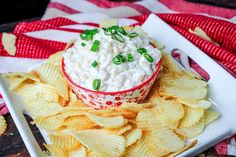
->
[0, 114, 232, 157]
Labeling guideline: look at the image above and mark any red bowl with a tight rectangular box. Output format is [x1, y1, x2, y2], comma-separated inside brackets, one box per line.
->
[62, 58, 161, 109]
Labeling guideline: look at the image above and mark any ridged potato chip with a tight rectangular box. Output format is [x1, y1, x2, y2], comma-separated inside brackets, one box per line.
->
[25, 101, 63, 119]
[161, 53, 181, 73]
[120, 103, 153, 112]
[136, 109, 160, 130]
[179, 106, 204, 128]
[153, 98, 184, 125]
[105, 124, 132, 136]
[123, 137, 157, 157]
[147, 126, 185, 152]
[205, 110, 220, 125]
[44, 144, 68, 157]
[2, 33, 16, 56]
[71, 130, 125, 157]
[69, 91, 79, 102]
[18, 83, 59, 103]
[177, 98, 211, 109]
[69, 146, 87, 157]
[34, 114, 64, 131]
[0, 115, 7, 135]
[176, 115, 205, 138]
[3, 72, 40, 82]
[47, 50, 64, 66]
[49, 133, 80, 150]
[86, 113, 126, 129]
[125, 128, 142, 147]
[36, 63, 62, 85]
[166, 140, 198, 157]
[159, 72, 207, 100]
[63, 116, 96, 131]
[8, 76, 28, 91]
[54, 77, 69, 101]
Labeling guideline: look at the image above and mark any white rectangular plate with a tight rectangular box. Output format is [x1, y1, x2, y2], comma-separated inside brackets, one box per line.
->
[0, 14, 236, 157]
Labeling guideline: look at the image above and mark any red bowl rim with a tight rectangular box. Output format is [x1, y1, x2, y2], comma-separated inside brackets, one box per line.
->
[62, 58, 161, 95]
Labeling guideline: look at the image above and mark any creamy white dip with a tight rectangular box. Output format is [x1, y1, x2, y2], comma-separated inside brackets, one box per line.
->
[63, 26, 161, 92]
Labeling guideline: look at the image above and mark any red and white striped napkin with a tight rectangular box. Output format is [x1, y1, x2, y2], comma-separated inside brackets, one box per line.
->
[0, 0, 236, 155]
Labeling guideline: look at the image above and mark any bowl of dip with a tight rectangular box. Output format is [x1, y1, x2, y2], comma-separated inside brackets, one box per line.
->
[62, 26, 161, 109]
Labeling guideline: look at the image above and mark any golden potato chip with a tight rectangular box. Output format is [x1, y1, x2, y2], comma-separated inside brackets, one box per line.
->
[60, 110, 86, 119]
[179, 106, 204, 128]
[147, 126, 185, 152]
[33, 114, 64, 131]
[159, 72, 207, 100]
[100, 19, 118, 28]
[68, 99, 87, 107]
[47, 50, 64, 66]
[49, 133, 80, 150]
[161, 52, 181, 73]
[120, 102, 153, 112]
[166, 140, 198, 157]
[125, 128, 142, 147]
[69, 146, 87, 157]
[18, 83, 59, 103]
[153, 98, 184, 125]
[25, 101, 63, 118]
[86, 113, 126, 129]
[205, 110, 220, 125]
[0, 115, 7, 135]
[63, 116, 96, 131]
[136, 109, 160, 130]
[69, 91, 79, 102]
[44, 144, 68, 157]
[54, 77, 69, 101]
[3, 72, 40, 83]
[105, 124, 132, 135]
[8, 76, 28, 91]
[2, 33, 16, 56]
[58, 96, 68, 106]
[36, 63, 62, 85]
[123, 137, 157, 157]
[144, 135, 170, 157]
[71, 130, 125, 157]
[177, 98, 211, 109]
[176, 115, 205, 138]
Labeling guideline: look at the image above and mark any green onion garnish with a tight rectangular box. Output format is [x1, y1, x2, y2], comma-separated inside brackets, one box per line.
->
[128, 32, 138, 38]
[137, 48, 147, 54]
[117, 27, 127, 35]
[143, 53, 154, 63]
[90, 40, 100, 52]
[127, 53, 134, 62]
[112, 34, 124, 43]
[81, 42, 86, 47]
[86, 34, 93, 41]
[91, 61, 98, 67]
[80, 33, 87, 40]
[93, 79, 101, 90]
[112, 54, 126, 65]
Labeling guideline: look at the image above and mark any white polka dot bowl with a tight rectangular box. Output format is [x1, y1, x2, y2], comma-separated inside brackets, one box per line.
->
[62, 58, 161, 109]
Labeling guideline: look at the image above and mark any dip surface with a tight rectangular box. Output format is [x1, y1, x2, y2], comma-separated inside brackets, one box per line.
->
[63, 26, 161, 92]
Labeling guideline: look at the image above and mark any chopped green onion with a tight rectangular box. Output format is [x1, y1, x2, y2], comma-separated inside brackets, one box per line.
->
[93, 79, 101, 90]
[90, 40, 100, 52]
[91, 61, 98, 67]
[128, 32, 138, 38]
[86, 34, 93, 41]
[112, 54, 126, 65]
[84, 29, 98, 35]
[112, 34, 124, 43]
[80, 33, 87, 40]
[81, 42, 86, 47]
[117, 27, 127, 35]
[127, 53, 134, 62]
[143, 53, 154, 63]
[137, 48, 147, 54]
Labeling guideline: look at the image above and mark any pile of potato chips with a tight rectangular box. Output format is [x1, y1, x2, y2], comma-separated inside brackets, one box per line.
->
[2, 47, 220, 157]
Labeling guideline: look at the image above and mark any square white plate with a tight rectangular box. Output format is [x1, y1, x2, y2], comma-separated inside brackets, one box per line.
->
[0, 14, 236, 157]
